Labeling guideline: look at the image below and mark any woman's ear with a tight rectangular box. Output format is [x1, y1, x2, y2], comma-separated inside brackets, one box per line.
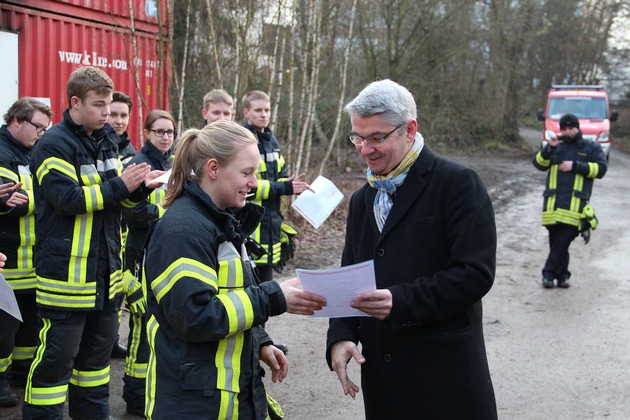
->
[207, 159, 219, 180]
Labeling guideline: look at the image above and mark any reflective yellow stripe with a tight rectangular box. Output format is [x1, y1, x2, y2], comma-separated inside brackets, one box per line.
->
[26, 318, 69, 406]
[121, 198, 138, 208]
[36, 156, 78, 184]
[218, 389, 238, 420]
[13, 346, 36, 361]
[253, 241, 282, 265]
[257, 180, 270, 200]
[587, 162, 599, 178]
[81, 185, 105, 211]
[69, 365, 110, 387]
[125, 314, 147, 378]
[0, 166, 19, 182]
[535, 151, 549, 167]
[26, 384, 68, 405]
[151, 258, 217, 302]
[145, 315, 159, 418]
[36, 276, 96, 309]
[570, 174, 584, 213]
[69, 213, 92, 284]
[109, 269, 124, 300]
[0, 355, 10, 372]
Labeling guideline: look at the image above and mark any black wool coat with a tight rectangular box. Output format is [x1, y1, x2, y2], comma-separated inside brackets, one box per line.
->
[327, 146, 498, 420]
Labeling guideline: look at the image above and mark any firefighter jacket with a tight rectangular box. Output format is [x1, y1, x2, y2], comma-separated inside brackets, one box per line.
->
[122, 141, 173, 271]
[117, 131, 137, 166]
[533, 130, 607, 227]
[144, 180, 287, 419]
[29, 110, 150, 311]
[0, 125, 36, 293]
[244, 123, 293, 267]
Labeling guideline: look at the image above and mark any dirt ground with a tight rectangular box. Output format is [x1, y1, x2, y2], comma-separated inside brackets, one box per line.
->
[3, 128, 630, 419]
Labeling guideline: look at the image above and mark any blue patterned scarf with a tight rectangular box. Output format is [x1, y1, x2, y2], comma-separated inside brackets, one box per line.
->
[367, 133, 424, 232]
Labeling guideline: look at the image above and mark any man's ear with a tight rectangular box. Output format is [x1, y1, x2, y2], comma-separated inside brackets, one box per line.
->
[70, 96, 81, 109]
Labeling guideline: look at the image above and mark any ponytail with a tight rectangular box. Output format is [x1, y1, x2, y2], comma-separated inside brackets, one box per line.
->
[163, 128, 200, 208]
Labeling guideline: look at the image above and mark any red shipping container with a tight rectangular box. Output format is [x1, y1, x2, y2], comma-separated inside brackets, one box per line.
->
[0, 0, 171, 150]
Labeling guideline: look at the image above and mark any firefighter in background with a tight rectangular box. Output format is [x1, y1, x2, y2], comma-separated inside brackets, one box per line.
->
[242, 91, 312, 355]
[143, 121, 325, 419]
[107, 90, 137, 359]
[120, 110, 174, 417]
[0, 98, 53, 408]
[201, 88, 234, 125]
[23, 66, 161, 420]
[533, 113, 607, 289]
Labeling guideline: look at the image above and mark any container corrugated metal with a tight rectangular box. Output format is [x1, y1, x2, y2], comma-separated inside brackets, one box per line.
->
[12, 0, 167, 34]
[0, 0, 171, 149]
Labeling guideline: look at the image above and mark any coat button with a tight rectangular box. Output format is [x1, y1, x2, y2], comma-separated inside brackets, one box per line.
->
[384, 354, 391, 362]
[377, 248, 385, 257]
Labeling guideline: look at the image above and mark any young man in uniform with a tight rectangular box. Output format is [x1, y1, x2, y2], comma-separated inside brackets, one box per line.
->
[0, 98, 52, 407]
[24, 66, 160, 420]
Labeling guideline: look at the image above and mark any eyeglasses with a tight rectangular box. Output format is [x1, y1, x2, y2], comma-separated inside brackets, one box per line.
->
[26, 120, 48, 134]
[150, 129, 177, 138]
[348, 122, 405, 146]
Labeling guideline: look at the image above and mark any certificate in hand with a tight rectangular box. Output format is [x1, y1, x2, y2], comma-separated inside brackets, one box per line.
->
[0, 273, 22, 321]
[291, 175, 344, 229]
[296, 260, 376, 318]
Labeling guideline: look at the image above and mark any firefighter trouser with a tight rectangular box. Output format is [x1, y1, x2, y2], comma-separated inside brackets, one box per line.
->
[123, 311, 149, 410]
[543, 223, 579, 281]
[0, 292, 38, 386]
[22, 296, 121, 420]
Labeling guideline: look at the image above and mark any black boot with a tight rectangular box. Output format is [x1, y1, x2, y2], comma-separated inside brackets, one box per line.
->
[542, 277, 555, 289]
[557, 276, 570, 288]
[0, 378, 17, 407]
[111, 338, 127, 359]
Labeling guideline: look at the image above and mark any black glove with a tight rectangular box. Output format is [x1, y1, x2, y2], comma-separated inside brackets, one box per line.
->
[581, 228, 591, 245]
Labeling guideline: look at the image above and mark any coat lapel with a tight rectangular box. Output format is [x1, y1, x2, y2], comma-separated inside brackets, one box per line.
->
[379, 147, 435, 240]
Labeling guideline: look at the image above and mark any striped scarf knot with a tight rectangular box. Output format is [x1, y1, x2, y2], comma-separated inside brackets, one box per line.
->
[367, 133, 424, 232]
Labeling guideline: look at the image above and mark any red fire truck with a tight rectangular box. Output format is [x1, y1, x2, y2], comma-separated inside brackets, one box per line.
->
[536, 85, 618, 161]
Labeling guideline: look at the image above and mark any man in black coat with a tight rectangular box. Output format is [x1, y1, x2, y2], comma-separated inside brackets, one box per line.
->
[326, 79, 498, 419]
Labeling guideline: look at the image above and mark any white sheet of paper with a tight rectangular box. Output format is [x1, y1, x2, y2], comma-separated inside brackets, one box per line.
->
[296, 260, 376, 318]
[0, 273, 22, 321]
[146, 168, 172, 186]
[291, 175, 344, 229]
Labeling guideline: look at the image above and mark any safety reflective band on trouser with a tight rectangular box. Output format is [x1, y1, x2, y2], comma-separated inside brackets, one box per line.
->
[26, 384, 69, 405]
[0, 355, 10, 373]
[125, 315, 147, 379]
[145, 315, 159, 417]
[13, 346, 36, 361]
[69, 365, 110, 387]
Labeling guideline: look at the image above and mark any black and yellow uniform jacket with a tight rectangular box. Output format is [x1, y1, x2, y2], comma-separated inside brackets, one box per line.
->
[533, 131, 607, 227]
[29, 110, 150, 311]
[244, 123, 293, 267]
[0, 125, 36, 293]
[144, 181, 287, 419]
[122, 141, 172, 271]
